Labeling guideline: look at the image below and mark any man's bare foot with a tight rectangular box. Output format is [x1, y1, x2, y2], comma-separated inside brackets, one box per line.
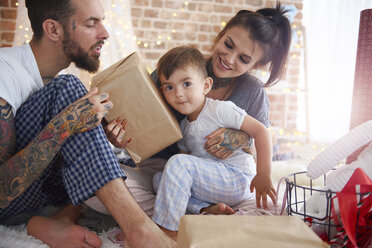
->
[27, 215, 102, 248]
[200, 203, 236, 215]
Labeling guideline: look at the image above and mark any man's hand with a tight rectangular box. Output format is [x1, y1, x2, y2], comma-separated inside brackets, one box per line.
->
[103, 117, 131, 148]
[55, 87, 113, 134]
[204, 128, 250, 159]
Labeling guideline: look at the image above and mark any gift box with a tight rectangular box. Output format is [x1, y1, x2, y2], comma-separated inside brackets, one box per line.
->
[91, 52, 182, 164]
[177, 215, 328, 248]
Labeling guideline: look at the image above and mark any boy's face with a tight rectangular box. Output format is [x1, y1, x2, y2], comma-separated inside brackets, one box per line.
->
[160, 66, 211, 122]
[61, 0, 109, 73]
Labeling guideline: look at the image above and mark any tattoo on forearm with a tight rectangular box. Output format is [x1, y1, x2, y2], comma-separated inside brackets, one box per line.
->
[0, 102, 16, 164]
[0, 98, 98, 208]
[220, 129, 249, 152]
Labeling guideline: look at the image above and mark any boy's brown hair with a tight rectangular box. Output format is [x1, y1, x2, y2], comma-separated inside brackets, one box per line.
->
[157, 46, 207, 81]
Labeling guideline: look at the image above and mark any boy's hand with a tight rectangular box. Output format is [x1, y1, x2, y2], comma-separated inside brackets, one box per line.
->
[250, 174, 276, 209]
[104, 117, 132, 148]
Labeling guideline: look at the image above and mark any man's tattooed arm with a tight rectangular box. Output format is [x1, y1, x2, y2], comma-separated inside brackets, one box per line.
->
[0, 98, 99, 208]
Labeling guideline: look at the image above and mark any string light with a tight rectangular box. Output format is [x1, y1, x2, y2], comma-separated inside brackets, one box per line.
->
[12, 1, 310, 151]
[134, 1, 191, 49]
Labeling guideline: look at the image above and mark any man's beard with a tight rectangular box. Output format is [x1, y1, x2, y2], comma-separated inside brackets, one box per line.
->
[62, 31, 101, 73]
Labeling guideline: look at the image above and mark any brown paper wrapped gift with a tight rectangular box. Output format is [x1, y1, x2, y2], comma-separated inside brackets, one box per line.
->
[177, 215, 328, 248]
[91, 52, 182, 164]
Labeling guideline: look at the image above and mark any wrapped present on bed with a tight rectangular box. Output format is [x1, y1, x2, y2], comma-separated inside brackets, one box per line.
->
[91, 52, 182, 164]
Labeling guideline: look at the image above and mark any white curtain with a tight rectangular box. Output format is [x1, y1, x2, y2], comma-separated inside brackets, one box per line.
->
[303, 0, 372, 143]
[13, 0, 138, 85]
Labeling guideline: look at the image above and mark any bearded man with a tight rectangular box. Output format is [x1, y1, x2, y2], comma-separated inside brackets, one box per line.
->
[0, 0, 175, 248]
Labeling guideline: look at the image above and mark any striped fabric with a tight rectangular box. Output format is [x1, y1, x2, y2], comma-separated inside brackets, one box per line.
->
[152, 154, 254, 231]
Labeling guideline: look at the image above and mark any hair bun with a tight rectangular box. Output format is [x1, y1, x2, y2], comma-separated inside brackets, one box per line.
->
[257, 3, 289, 25]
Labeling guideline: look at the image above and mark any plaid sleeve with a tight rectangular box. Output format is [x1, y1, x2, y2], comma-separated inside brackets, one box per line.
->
[15, 74, 126, 205]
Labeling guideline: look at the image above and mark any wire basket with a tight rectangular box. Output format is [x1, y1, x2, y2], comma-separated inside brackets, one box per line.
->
[284, 171, 372, 246]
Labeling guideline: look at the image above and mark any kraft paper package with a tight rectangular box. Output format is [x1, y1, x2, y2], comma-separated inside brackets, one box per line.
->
[91, 52, 182, 164]
[177, 215, 329, 248]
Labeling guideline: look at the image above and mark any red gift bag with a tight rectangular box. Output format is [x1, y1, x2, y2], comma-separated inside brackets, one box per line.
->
[331, 168, 372, 247]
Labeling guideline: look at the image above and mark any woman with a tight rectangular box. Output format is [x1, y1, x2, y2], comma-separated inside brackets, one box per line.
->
[99, 2, 291, 217]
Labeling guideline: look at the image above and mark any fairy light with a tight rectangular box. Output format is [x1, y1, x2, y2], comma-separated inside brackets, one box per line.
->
[12, 1, 308, 146]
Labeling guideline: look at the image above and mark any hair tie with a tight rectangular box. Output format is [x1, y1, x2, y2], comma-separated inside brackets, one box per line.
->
[269, 12, 282, 25]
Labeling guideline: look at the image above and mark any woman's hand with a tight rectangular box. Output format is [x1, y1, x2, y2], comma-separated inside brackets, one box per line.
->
[204, 128, 250, 159]
[103, 117, 131, 148]
[250, 174, 276, 209]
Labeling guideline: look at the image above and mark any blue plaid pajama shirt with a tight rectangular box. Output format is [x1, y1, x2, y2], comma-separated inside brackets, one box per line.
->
[0, 74, 126, 221]
[152, 153, 255, 231]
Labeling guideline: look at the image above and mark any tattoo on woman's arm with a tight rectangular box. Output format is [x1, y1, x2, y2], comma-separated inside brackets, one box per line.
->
[220, 129, 249, 152]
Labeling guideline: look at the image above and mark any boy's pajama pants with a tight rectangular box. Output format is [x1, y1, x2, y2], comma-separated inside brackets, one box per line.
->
[152, 153, 254, 231]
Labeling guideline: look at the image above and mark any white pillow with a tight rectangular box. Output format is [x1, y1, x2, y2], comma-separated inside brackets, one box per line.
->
[307, 120, 372, 181]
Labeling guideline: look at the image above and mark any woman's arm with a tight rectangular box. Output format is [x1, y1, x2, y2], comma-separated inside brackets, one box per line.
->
[0, 88, 111, 208]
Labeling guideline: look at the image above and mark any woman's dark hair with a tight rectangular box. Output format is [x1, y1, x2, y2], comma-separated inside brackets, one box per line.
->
[212, 2, 292, 86]
[25, 0, 75, 40]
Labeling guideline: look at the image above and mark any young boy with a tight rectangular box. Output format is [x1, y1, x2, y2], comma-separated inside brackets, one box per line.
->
[152, 46, 275, 238]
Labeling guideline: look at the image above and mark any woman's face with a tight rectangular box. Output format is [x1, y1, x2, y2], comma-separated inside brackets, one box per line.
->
[211, 25, 264, 79]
